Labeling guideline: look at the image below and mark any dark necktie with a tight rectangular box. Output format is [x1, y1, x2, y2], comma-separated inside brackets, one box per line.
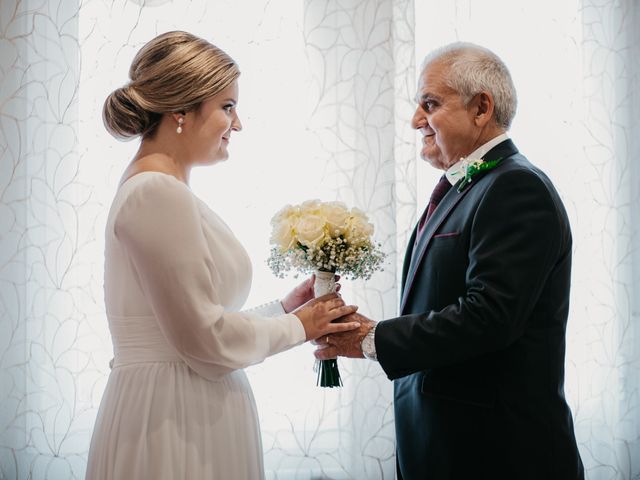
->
[417, 174, 452, 238]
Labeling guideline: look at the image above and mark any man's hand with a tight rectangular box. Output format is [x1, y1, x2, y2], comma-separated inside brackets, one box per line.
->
[313, 312, 376, 359]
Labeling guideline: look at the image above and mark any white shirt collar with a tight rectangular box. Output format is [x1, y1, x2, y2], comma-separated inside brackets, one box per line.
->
[445, 133, 510, 186]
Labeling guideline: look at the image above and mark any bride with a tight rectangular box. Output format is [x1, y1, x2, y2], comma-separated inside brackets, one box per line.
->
[85, 30, 359, 480]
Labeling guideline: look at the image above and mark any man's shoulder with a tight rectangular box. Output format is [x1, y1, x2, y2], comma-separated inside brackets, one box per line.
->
[496, 151, 533, 173]
[490, 153, 556, 192]
[477, 139, 549, 187]
[481, 153, 569, 226]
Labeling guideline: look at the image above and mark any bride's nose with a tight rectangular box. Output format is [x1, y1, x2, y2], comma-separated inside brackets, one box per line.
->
[232, 112, 242, 132]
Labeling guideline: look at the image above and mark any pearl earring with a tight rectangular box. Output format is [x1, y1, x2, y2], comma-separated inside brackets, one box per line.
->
[176, 118, 184, 134]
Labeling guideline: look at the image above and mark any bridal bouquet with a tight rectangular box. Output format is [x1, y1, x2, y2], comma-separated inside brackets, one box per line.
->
[268, 200, 385, 387]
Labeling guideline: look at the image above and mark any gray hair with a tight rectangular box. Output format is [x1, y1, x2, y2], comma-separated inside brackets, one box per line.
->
[422, 42, 517, 129]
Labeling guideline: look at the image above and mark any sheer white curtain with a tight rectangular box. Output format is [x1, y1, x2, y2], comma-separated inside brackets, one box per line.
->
[0, 2, 94, 479]
[1, 0, 639, 479]
[573, 2, 640, 477]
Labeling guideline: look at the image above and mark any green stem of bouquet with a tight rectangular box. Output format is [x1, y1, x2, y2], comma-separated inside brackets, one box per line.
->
[317, 358, 342, 388]
[315, 268, 343, 388]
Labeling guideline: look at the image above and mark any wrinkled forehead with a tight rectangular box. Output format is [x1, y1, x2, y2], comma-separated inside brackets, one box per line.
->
[414, 60, 455, 101]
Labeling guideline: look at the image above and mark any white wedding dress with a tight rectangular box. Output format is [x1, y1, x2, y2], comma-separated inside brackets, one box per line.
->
[86, 172, 305, 479]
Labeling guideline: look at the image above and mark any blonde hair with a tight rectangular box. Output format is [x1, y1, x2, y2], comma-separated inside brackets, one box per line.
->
[103, 31, 240, 139]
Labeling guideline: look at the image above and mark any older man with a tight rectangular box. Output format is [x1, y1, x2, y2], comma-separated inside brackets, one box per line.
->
[315, 43, 584, 479]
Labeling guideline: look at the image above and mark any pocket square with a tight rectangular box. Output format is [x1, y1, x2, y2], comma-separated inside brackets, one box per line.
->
[433, 232, 459, 238]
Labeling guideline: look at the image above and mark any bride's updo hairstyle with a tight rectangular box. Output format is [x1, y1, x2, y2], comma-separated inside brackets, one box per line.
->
[103, 31, 240, 140]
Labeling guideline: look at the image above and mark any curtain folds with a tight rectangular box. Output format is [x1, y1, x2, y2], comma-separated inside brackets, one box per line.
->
[570, 1, 640, 477]
[297, 1, 415, 477]
[0, 2, 96, 479]
[0, 0, 638, 479]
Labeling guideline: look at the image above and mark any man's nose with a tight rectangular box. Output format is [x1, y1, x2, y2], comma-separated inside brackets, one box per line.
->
[411, 106, 425, 130]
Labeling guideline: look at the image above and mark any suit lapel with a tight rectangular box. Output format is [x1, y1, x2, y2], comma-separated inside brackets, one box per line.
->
[399, 139, 519, 313]
[400, 185, 468, 312]
[400, 225, 418, 293]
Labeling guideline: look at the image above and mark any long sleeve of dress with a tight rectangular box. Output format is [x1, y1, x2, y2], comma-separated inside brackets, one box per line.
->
[244, 300, 287, 317]
[113, 174, 306, 381]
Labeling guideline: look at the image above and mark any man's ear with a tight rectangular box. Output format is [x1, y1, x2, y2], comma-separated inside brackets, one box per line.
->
[471, 92, 495, 127]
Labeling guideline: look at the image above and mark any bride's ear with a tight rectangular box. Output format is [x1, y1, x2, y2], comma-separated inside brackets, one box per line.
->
[171, 111, 186, 122]
[171, 111, 187, 133]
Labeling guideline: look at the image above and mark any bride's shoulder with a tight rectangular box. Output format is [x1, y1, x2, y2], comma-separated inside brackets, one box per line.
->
[118, 171, 191, 200]
[111, 171, 197, 224]
[120, 170, 185, 189]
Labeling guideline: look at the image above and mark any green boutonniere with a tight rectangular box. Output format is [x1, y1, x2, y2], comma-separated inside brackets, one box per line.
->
[456, 157, 503, 192]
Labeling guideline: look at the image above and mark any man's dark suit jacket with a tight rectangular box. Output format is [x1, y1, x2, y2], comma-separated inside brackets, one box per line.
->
[376, 140, 584, 480]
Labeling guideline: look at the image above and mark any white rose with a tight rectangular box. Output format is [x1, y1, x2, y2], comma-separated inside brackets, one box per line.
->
[271, 220, 296, 251]
[320, 201, 350, 235]
[271, 204, 300, 226]
[346, 208, 374, 242]
[270, 205, 300, 250]
[295, 214, 327, 248]
[299, 199, 322, 215]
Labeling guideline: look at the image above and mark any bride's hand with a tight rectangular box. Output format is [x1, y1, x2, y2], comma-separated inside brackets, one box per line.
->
[292, 293, 358, 341]
[280, 274, 341, 313]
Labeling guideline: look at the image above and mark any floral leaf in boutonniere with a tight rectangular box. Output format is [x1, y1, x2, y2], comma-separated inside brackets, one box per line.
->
[456, 157, 503, 192]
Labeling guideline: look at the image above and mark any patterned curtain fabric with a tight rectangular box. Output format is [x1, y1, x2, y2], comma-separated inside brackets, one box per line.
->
[572, 2, 640, 477]
[0, 1, 638, 479]
[0, 2, 92, 479]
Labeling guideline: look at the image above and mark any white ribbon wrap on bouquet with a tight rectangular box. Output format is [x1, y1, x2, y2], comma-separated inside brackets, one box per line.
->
[313, 270, 336, 296]
[313, 270, 337, 380]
